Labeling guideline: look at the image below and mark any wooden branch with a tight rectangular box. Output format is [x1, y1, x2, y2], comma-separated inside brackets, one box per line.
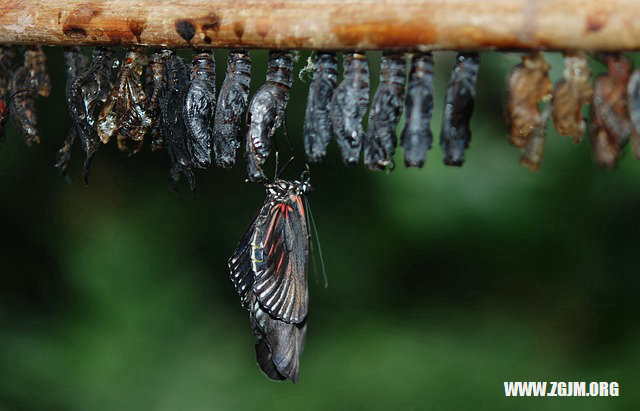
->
[1, 0, 640, 51]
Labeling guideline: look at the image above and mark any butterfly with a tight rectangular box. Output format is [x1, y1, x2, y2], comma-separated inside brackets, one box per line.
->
[228, 173, 312, 383]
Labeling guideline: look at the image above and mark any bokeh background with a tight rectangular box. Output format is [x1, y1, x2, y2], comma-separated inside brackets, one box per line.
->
[1, 48, 639, 410]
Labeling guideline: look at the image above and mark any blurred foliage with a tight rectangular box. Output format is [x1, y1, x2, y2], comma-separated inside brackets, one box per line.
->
[0, 48, 639, 411]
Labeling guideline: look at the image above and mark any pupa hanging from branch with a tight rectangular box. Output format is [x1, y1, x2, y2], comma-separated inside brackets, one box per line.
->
[145, 50, 167, 152]
[184, 50, 216, 169]
[551, 52, 593, 144]
[590, 53, 636, 168]
[364, 52, 406, 171]
[10, 46, 51, 146]
[331, 51, 370, 166]
[440, 52, 480, 166]
[506, 52, 551, 149]
[213, 50, 251, 169]
[55, 46, 89, 176]
[303, 52, 338, 163]
[627, 68, 640, 160]
[401, 52, 434, 168]
[160, 49, 195, 193]
[97, 49, 151, 156]
[67, 47, 117, 183]
[245, 51, 293, 182]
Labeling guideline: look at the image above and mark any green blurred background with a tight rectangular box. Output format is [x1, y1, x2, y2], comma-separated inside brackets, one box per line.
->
[0, 49, 638, 410]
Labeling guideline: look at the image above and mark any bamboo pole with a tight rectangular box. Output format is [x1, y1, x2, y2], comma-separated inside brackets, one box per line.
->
[1, 0, 639, 51]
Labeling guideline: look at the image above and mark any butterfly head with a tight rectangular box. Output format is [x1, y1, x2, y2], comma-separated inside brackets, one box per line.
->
[266, 177, 311, 201]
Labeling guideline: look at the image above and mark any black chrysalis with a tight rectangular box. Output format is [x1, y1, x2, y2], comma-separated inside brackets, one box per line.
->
[245, 51, 293, 182]
[213, 50, 251, 168]
[364, 52, 406, 170]
[331, 51, 370, 166]
[160, 50, 195, 192]
[68, 47, 117, 183]
[400, 52, 434, 168]
[440, 52, 479, 166]
[55, 47, 89, 176]
[229, 178, 311, 383]
[145, 51, 167, 151]
[303, 52, 338, 163]
[0, 46, 15, 143]
[97, 49, 150, 156]
[184, 50, 216, 168]
[10, 46, 51, 146]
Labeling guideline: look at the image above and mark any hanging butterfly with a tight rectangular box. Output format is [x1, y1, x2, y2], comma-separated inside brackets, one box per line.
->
[10, 46, 51, 146]
[228, 170, 314, 383]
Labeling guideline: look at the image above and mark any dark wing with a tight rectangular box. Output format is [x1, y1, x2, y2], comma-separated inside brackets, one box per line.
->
[228, 205, 268, 309]
[253, 196, 309, 324]
[251, 296, 307, 383]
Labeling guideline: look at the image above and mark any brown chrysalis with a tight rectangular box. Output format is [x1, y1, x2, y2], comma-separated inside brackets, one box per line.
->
[551, 52, 593, 144]
[506, 52, 551, 149]
[590, 53, 636, 168]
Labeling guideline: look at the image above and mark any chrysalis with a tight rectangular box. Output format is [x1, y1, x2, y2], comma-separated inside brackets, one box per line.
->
[10, 46, 51, 146]
[213, 50, 251, 168]
[160, 50, 195, 192]
[303, 52, 338, 163]
[440, 52, 480, 166]
[245, 51, 293, 182]
[145, 51, 167, 151]
[400, 52, 434, 168]
[590, 53, 636, 168]
[551, 52, 593, 144]
[331, 51, 370, 166]
[55, 47, 89, 176]
[627, 69, 640, 159]
[68, 47, 117, 183]
[0, 46, 15, 143]
[183, 50, 216, 168]
[364, 53, 406, 170]
[506, 52, 551, 149]
[97, 49, 150, 156]
[229, 178, 311, 383]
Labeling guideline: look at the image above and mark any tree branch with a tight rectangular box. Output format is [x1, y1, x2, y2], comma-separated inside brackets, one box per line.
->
[0, 0, 639, 51]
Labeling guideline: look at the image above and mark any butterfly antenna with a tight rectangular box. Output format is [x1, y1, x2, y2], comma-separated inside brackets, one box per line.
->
[307, 210, 320, 284]
[304, 196, 327, 288]
[276, 156, 295, 179]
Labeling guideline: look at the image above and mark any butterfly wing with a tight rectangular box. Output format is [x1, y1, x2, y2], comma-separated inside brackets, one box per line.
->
[228, 205, 269, 309]
[251, 296, 307, 383]
[252, 194, 309, 324]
